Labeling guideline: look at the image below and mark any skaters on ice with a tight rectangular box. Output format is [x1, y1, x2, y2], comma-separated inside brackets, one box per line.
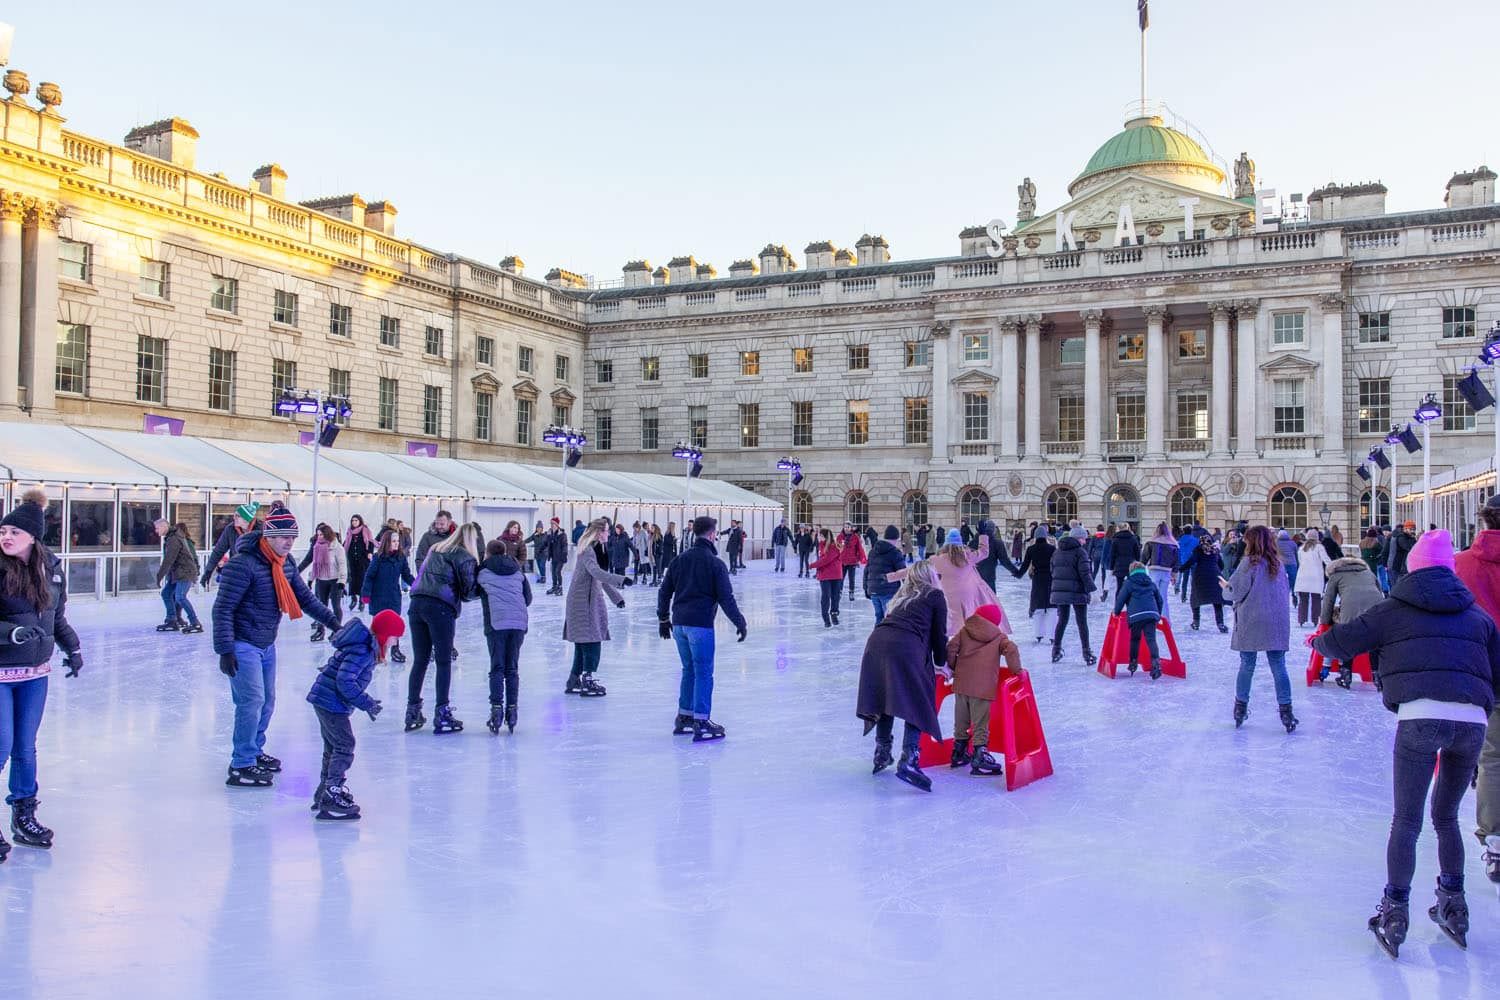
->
[606, 523, 633, 576]
[1293, 529, 1335, 627]
[836, 522, 866, 602]
[404, 522, 481, 734]
[413, 508, 457, 570]
[344, 514, 375, 612]
[653, 522, 678, 585]
[1315, 554, 1384, 687]
[1014, 526, 1055, 643]
[1182, 535, 1228, 633]
[561, 519, 632, 698]
[360, 529, 413, 662]
[476, 538, 532, 734]
[771, 519, 791, 573]
[1107, 521, 1141, 598]
[153, 518, 202, 634]
[944, 603, 1018, 776]
[542, 518, 569, 595]
[657, 515, 747, 742]
[1048, 526, 1096, 666]
[1113, 562, 1166, 678]
[304, 523, 348, 642]
[794, 525, 815, 578]
[864, 526, 905, 624]
[1141, 523, 1177, 623]
[306, 610, 404, 820]
[811, 529, 845, 627]
[200, 501, 261, 588]
[899, 529, 1011, 640]
[1220, 525, 1297, 733]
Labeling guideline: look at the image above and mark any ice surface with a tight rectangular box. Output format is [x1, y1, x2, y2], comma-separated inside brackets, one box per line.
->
[4, 566, 1499, 999]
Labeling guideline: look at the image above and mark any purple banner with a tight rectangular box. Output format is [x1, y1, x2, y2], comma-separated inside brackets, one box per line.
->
[406, 441, 438, 458]
[299, 431, 316, 447]
[143, 413, 184, 436]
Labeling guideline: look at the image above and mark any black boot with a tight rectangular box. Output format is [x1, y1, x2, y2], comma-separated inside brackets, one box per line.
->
[895, 747, 932, 792]
[1279, 703, 1299, 733]
[0, 826, 9, 863]
[1082, 648, 1097, 667]
[1050, 644, 1063, 664]
[1429, 883, 1469, 949]
[433, 703, 463, 734]
[311, 781, 327, 812]
[310, 624, 325, 643]
[1128, 660, 1138, 675]
[505, 703, 517, 733]
[872, 737, 894, 774]
[969, 746, 1004, 777]
[9, 797, 52, 849]
[579, 673, 607, 697]
[487, 705, 504, 735]
[673, 714, 696, 735]
[1369, 893, 1409, 959]
[565, 673, 583, 694]
[949, 738, 972, 769]
[315, 785, 361, 821]
[390, 643, 406, 664]
[692, 718, 726, 742]
[1190, 615, 1200, 631]
[1233, 699, 1248, 728]
[155, 620, 181, 632]
[404, 699, 427, 732]
[1336, 665, 1354, 690]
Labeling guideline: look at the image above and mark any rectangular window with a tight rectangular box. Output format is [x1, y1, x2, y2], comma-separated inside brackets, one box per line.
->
[1177, 328, 1207, 359]
[690, 405, 709, 448]
[475, 393, 493, 442]
[329, 303, 352, 338]
[847, 399, 870, 445]
[1117, 332, 1144, 362]
[689, 353, 709, 379]
[136, 335, 167, 403]
[273, 289, 298, 327]
[516, 398, 533, 445]
[139, 258, 170, 299]
[272, 359, 297, 418]
[1057, 397, 1084, 442]
[740, 351, 760, 377]
[793, 347, 814, 373]
[963, 392, 989, 442]
[477, 336, 494, 367]
[738, 403, 760, 448]
[554, 354, 570, 381]
[904, 397, 930, 445]
[1358, 311, 1390, 345]
[1443, 375, 1476, 431]
[518, 345, 534, 373]
[1058, 337, 1084, 365]
[1115, 393, 1146, 440]
[55, 322, 89, 395]
[1272, 379, 1306, 434]
[963, 332, 990, 363]
[1272, 312, 1305, 346]
[208, 348, 236, 412]
[1442, 306, 1477, 339]
[847, 344, 870, 371]
[904, 340, 930, 368]
[378, 377, 398, 431]
[1175, 391, 1209, 439]
[594, 409, 612, 450]
[210, 276, 238, 314]
[553, 403, 570, 428]
[424, 325, 444, 358]
[327, 369, 350, 424]
[1358, 377, 1391, 433]
[792, 401, 813, 446]
[423, 385, 443, 436]
[59, 239, 90, 282]
[595, 358, 612, 383]
[640, 407, 660, 450]
[379, 315, 401, 348]
[641, 356, 660, 381]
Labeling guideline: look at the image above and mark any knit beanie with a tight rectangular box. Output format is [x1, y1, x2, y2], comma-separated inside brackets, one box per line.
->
[1, 489, 47, 540]
[884, 525, 900, 540]
[975, 604, 1003, 627]
[945, 528, 963, 546]
[1406, 529, 1455, 573]
[261, 501, 299, 538]
[370, 609, 406, 647]
[235, 501, 260, 524]
[1033, 526, 1049, 541]
[1070, 526, 1089, 540]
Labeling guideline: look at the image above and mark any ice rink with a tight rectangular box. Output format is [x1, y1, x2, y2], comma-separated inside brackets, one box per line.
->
[4, 560, 1499, 999]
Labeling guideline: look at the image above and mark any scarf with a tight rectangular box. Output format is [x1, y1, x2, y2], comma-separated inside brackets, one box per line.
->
[260, 538, 303, 620]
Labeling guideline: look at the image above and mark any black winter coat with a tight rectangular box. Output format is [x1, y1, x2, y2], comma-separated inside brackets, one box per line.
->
[1014, 540, 1055, 615]
[865, 540, 905, 598]
[0, 550, 80, 669]
[1049, 536, 1096, 606]
[1109, 530, 1142, 577]
[656, 537, 746, 631]
[606, 532, 633, 572]
[794, 532, 815, 557]
[360, 551, 413, 616]
[655, 533, 679, 566]
[211, 531, 337, 655]
[1313, 566, 1500, 715]
[855, 587, 948, 740]
[1184, 548, 1225, 606]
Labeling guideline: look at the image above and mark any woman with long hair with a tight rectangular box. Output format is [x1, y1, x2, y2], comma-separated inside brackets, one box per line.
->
[405, 522, 481, 734]
[1295, 528, 1335, 627]
[1013, 526, 1056, 644]
[562, 519, 633, 697]
[0, 490, 82, 859]
[1221, 525, 1297, 731]
[810, 528, 845, 627]
[893, 529, 1009, 639]
[647, 524, 665, 585]
[344, 514, 375, 612]
[855, 560, 949, 791]
[1142, 522, 1178, 623]
[308, 524, 347, 642]
[361, 529, 413, 662]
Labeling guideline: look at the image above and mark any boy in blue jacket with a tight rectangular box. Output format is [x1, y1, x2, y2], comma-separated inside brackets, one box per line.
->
[1113, 561, 1165, 679]
[305, 609, 405, 820]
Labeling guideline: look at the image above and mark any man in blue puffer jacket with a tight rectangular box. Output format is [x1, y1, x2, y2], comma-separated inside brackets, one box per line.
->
[213, 502, 339, 788]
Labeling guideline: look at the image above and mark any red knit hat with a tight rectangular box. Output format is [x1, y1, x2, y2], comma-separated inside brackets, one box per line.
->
[975, 604, 1003, 627]
[370, 609, 406, 647]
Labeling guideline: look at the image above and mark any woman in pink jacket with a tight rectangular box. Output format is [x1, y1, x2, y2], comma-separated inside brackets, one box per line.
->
[890, 529, 1011, 638]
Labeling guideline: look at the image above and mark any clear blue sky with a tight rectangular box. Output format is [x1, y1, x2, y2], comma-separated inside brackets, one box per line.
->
[14, 1, 1499, 281]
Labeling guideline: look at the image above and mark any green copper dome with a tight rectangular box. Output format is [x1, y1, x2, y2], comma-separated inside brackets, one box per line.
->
[1070, 115, 1223, 195]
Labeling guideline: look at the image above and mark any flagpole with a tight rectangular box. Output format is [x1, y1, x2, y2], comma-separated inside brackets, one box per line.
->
[1139, 2, 1148, 118]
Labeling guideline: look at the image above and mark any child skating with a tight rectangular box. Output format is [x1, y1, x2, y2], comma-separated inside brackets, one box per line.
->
[477, 538, 532, 733]
[1113, 562, 1165, 678]
[944, 604, 1019, 776]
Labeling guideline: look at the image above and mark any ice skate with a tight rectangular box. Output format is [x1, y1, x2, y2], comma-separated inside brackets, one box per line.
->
[1217, 623, 1229, 634]
[1484, 837, 1500, 885]
[310, 624, 325, 642]
[225, 764, 274, 787]
[0, 828, 9, 864]
[1233, 699, 1248, 728]
[1150, 658, 1162, 681]
[1082, 649, 1097, 667]
[564, 673, 583, 694]
[872, 737, 894, 774]
[404, 700, 427, 732]
[255, 752, 282, 773]
[673, 714, 696, 735]
[181, 623, 204, 634]
[579, 673, 607, 697]
[1429, 884, 1469, 949]
[969, 746, 1004, 777]
[895, 747, 931, 792]
[1336, 665, 1354, 690]
[487, 705, 504, 735]
[1279, 704, 1299, 733]
[390, 644, 406, 664]
[1190, 619, 1200, 631]
[432, 703, 464, 734]
[1128, 660, 1138, 675]
[311, 782, 326, 811]
[692, 718, 725, 742]
[155, 620, 180, 632]
[315, 785, 361, 821]
[1050, 645, 1063, 664]
[1368, 894, 1408, 958]
[831, 612, 840, 625]
[9, 798, 52, 849]
[505, 704, 517, 733]
[949, 738, 971, 769]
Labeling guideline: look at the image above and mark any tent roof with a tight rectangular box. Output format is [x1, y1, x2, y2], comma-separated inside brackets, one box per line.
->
[389, 456, 536, 501]
[569, 468, 684, 504]
[515, 464, 644, 502]
[320, 450, 466, 499]
[204, 438, 385, 494]
[77, 428, 285, 491]
[0, 423, 163, 487]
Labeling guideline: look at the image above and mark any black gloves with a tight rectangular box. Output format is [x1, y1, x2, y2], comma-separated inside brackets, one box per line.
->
[63, 651, 83, 678]
[366, 699, 383, 721]
[736, 625, 747, 643]
[219, 653, 237, 678]
[659, 619, 673, 640]
[7, 625, 44, 646]
[616, 600, 626, 609]
[621, 577, 635, 587]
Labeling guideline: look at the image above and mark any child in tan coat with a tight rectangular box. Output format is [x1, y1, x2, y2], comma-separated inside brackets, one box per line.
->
[945, 603, 1021, 776]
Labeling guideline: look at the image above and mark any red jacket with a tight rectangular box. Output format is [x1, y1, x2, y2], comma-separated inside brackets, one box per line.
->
[812, 542, 845, 581]
[1455, 530, 1500, 624]
[838, 531, 867, 567]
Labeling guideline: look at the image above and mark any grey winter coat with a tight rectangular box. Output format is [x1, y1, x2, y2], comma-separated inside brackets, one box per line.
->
[1318, 557, 1384, 627]
[1221, 557, 1291, 653]
[477, 554, 532, 633]
[562, 543, 628, 643]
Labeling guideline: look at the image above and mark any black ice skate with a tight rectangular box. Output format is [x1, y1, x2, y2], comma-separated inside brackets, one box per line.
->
[390, 644, 407, 664]
[564, 674, 583, 695]
[1484, 839, 1500, 884]
[432, 703, 464, 734]
[895, 747, 931, 792]
[311, 782, 326, 811]
[692, 718, 726, 742]
[505, 704, 517, 733]
[255, 753, 282, 773]
[310, 624, 325, 643]
[225, 764, 274, 787]
[949, 738, 972, 769]
[404, 700, 427, 732]
[315, 785, 361, 821]
[1368, 893, 1408, 959]
[1279, 704, 1299, 733]
[181, 623, 204, 634]
[673, 714, 695, 735]
[155, 620, 180, 632]
[1150, 658, 1162, 681]
[0, 827, 9, 863]
[1082, 649, 1097, 667]
[872, 737, 894, 774]
[579, 673, 606, 697]
[1233, 699, 1248, 728]
[10, 797, 52, 849]
[1336, 665, 1354, 690]
[1050, 645, 1063, 664]
[487, 705, 504, 735]
[969, 747, 1004, 777]
[1429, 884, 1469, 949]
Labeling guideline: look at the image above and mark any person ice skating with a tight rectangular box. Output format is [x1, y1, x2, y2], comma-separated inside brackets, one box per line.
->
[528, 521, 548, 583]
[0, 490, 82, 860]
[544, 518, 569, 595]
[632, 522, 652, 581]
[1108, 522, 1141, 597]
[838, 523, 867, 601]
[306, 524, 348, 642]
[154, 519, 202, 634]
[414, 509, 457, 570]
[1097, 525, 1116, 599]
[894, 529, 1009, 639]
[1176, 526, 1200, 604]
[1317, 553, 1385, 686]
[477, 538, 532, 734]
[607, 523, 633, 576]
[1114, 562, 1166, 678]
[213, 501, 339, 787]
[361, 529, 413, 662]
[795, 526, 815, 578]
[405, 522, 481, 734]
[972, 519, 1017, 594]
[1142, 523, 1177, 623]
[497, 520, 527, 565]
[811, 529, 845, 627]
[200, 502, 261, 588]
[306, 610, 403, 821]
[945, 603, 1020, 775]
[1455, 495, 1500, 883]
[344, 515, 375, 612]
[1049, 526, 1097, 665]
[1311, 529, 1500, 958]
[772, 519, 791, 573]
[1183, 536, 1228, 633]
[856, 561, 948, 791]
[654, 523, 677, 586]
[563, 519, 633, 696]
[1295, 529, 1335, 627]
[1386, 521, 1418, 587]
[1275, 529, 1300, 595]
[1320, 526, 1343, 563]
[658, 516, 747, 741]
[1014, 526, 1055, 645]
[1220, 525, 1297, 732]
[725, 520, 746, 574]
[866, 526, 905, 624]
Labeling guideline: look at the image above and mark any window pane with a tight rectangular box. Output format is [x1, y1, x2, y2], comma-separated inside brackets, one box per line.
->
[640, 407, 659, 450]
[963, 392, 989, 441]
[423, 385, 443, 436]
[904, 341, 930, 367]
[1358, 378, 1390, 433]
[1176, 328, 1207, 358]
[378, 377, 398, 430]
[689, 405, 709, 448]
[1273, 313, 1305, 346]
[272, 359, 297, 417]
[424, 326, 444, 357]
[1273, 378, 1305, 434]
[69, 499, 114, 552]
[847, 345, 870, 371]
[1059, 338, 1084, 365]
[120, 500, 164, 551]
[477, 337, 494, 366]
[380, 316, 401, 348]
[208, 348, 235, 412]
[641, 356, 659, 381]
[56, 322, 88, 395]
[329, 304, 352, 337]
[210, 276, 238, 314]
[59, 239, 90, 281]
[1117, 333, 1144, 362]
[595, 359, 612, 383]
[273, 290, 298, 326]
[847, 399, 869, 445]
[1115, 393, 1145, 439]
[1358, 312, 1390, 344]
[1175, 392, 1208, 439]
[516, 398, 532, 444]
[1057, 397, 1084, 441]
[793, 347, 814, 373]
[555, 355, 569, 381]
[136, 336, 166, 403]
[963, 333, 990, 362]
[740, 351, 760, 377]
[738, 403, 759, 448]
[792, 401, 813, 447]
[139, 259, 169, 299]
[475, 393, 493, 441]
[903, 397, 929, 445]
[1443, 307, 1477, 339]
[595, 409, 612, 450]
[1443, 375, 1476, 431]
[518, 346, 533, 373]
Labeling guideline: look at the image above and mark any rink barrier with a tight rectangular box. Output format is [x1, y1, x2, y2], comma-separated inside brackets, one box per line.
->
[918, 669, 1054, 791]
[1304, 623, 1374, 686]
[1096, 613, 1186, 679]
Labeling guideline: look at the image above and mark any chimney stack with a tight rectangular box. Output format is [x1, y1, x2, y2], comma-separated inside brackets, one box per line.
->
[622, 260, 652, 288]
[252, 164, 287, 200]
[728, 259, 758, 278]
[758, 244, 796, 275]
[123, 117, 199, 170]
[668, 255, 698, 283]
[804, 240, 835, 270]
[299, 193, 366, 224]
[652, 266, 669, 287]
[499, 255, 525, 276]
[834, 248, 856, 268]
[1446, 167, 1497, 209]
[855, 234, 890, 266]
[695, 262, 716, 281]
[545, 267, 587, 290]
[363, 200, 397, 235]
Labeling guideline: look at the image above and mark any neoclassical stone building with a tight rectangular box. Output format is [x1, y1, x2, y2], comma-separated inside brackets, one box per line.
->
[2, 55, 1498, 535]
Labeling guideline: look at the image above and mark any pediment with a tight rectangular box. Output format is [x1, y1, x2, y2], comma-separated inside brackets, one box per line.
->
[952, 368, 999, 388]
[1016, 173, 1249, 252]
[470, 371, 501, 393]
[512, 377, 540, 400]
[1258, 352, 1318, 374]
[550, 386, 576, 405]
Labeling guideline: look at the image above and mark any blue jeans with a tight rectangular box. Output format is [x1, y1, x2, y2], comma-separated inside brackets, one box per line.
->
[1378, 565, 1390, 593]
[0, 676, 48, 802]
[229, 642, 277, 768]
[1236, 650, 1291, 706]
[916, 545, 926, 562]
[160, 580, 178, 621]
[1285, 567, 1297, 599]
[171, 580, 200, 626]
[534, 555, 547, 584]
[673, 625, 716, 719]
[871, 594, 891, 624]
[774, 545, 787, 571]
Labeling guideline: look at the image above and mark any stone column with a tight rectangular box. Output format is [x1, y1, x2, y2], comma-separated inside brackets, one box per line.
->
[1023, 314, 1042, 460]
[1209, 301, 1233, 457]
[1319, 293, 1346, 454]
[0, 191, 27, 412]
[20, 200, 61, 413]
[930, 321, 951, 463]
[1144, 305, 1171, 459]
[1236, 300, 1260, 454]
[999, 318, 1020, 458]
[1081, 309, 1104, 460]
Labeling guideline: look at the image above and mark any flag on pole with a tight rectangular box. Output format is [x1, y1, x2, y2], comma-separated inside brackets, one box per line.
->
[1138, 0, 1149, 30]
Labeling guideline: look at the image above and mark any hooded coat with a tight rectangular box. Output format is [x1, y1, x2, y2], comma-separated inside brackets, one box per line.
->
[855, 587, 948, 739]
[305, 618, 380, 715]
[865, 539, 905, 599]
[1143, 532, 1177, 570]
[946, 612, 1021, 700]
[562, 543, 628, 643]
[1048, 535, 1096, 606]
[156, 526, 199, 585]
[1275, 530, 1299, 569]
[1318, 557, 1384, 626]
[1221, 556, 1291, 653]
[838, 531, 867, 568]
[1455, 529, 1500, 624]
[1183, 545, 1225, 606]
[410, 544, 478, 614]
[360, 550, 413, 616]
[606, 530, 634, 574]
[911, 536, 1008, 637]
[1014, 536, 1055, 614]
[415, 522, 457, 569]
[477, 551, 532, 633]
[1113, 568, 1164, 623]
[1108, 529, 1141, 577]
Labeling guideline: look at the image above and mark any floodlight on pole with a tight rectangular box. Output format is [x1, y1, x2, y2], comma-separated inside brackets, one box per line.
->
[1484, 321, 1500, 496]
[1385, 426, 1404, 527]
[1412, 394, 1442, 530]
[279, 388, 352, 536]
[673, 443, 703, 529]
[776, 457, 802, 525]
[543, 425, 586, 525]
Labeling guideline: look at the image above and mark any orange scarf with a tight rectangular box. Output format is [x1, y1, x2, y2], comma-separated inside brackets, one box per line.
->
[260, 538, 303, 621]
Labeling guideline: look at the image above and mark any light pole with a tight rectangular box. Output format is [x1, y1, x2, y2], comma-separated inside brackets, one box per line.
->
[775, 457, 802, 526]
[1385, 426, 1404, 527]
[1368, 446, 1391, 533]
[1318, 501, 1332, 535]
[279, 388, 351, 537]
[543, 425, 586, 529]
[673, 443, 703, 531]
[1414, 393, 1443, 532]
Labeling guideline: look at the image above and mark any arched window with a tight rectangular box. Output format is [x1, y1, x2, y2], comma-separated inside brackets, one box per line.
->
[846, 491, 870, 529]
[1044, 486, 1078, 525]
[1169, 485, 1206, 530]
[958, 487, 990, 523]
[902, 490, 928, 529]
[792, 490, 813, 527]
[1360, 488, 1390, 528]
[1269, 485, 1308, 529]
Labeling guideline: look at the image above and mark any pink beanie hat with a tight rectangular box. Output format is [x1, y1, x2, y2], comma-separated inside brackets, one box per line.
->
[1406, 529, 1455, 572]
